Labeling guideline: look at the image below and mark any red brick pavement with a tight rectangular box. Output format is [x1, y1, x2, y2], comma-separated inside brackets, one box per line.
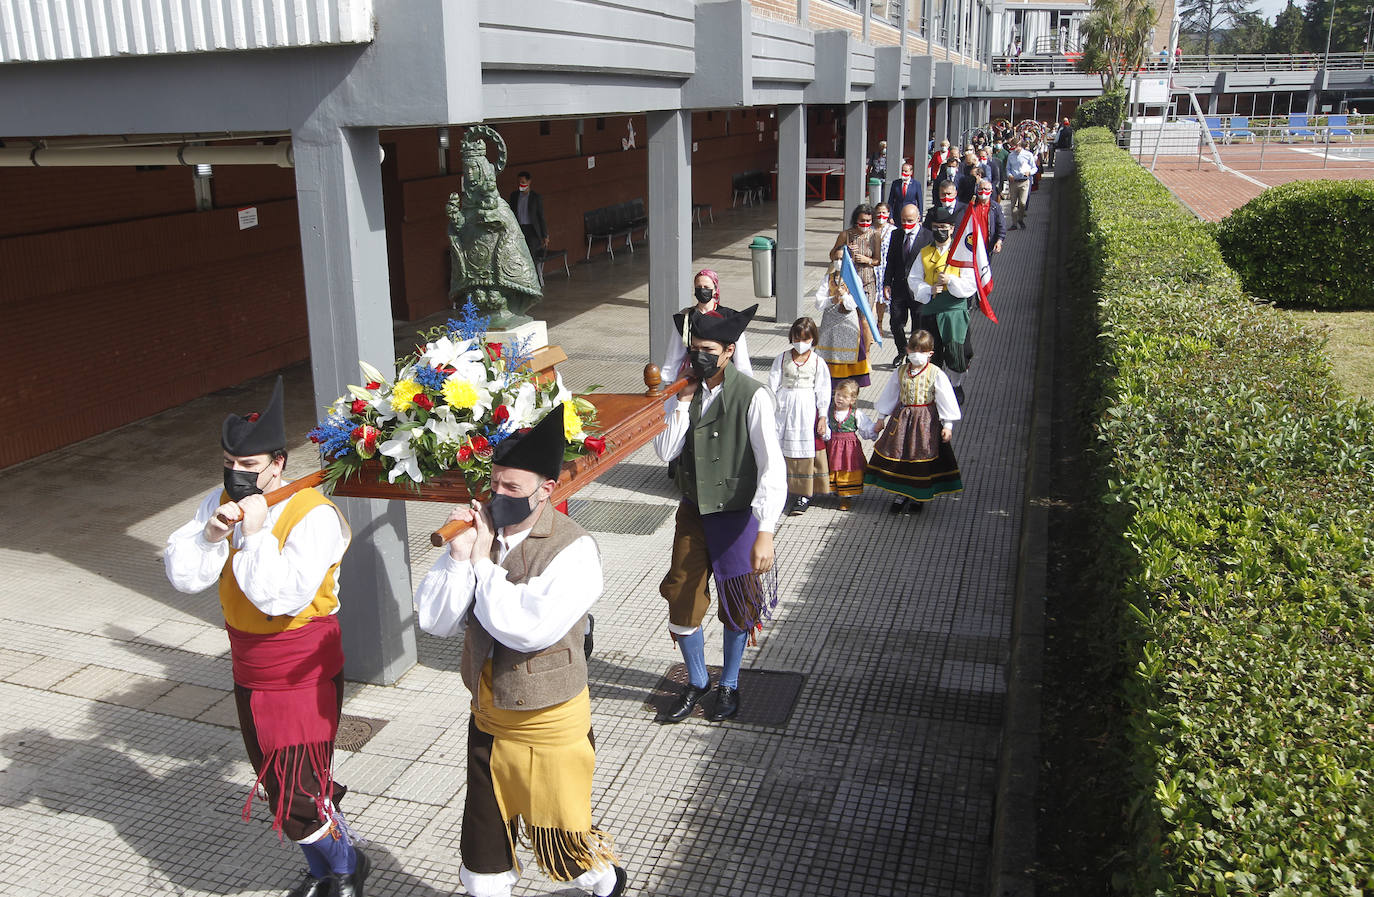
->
[1143, 143, 1374, 220]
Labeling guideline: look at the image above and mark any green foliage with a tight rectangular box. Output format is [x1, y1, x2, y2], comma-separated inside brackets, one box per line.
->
[1072, 127, 1374, 897]
[1267, 0, 1305, 53]
[1302, 0, 1371, 53]
[1074, 90, 1128, 133]
[1216, 179, 1374, 309]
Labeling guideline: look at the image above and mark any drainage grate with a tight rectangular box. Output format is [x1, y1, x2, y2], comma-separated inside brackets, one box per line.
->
[645, 664, 806, 728]
[567, 499, 674, 536]
[335, 714, 388, 752]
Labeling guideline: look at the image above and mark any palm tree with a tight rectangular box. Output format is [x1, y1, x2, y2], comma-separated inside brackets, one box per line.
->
[1077, 0, 1163, 91]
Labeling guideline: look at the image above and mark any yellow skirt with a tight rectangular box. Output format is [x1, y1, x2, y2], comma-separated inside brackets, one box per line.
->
[473, 663, 617, 880]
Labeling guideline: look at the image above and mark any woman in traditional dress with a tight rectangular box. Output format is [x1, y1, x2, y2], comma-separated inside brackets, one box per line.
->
[828, 204, 881, 306]
[659, 268, 754, 381]
[814, 266, 873, 388]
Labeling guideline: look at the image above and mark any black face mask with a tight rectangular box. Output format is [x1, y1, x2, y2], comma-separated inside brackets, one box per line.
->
[694, 286, 715, 304]
[487, 490, 539, 531]
[688, 350, 721, 380]
[223, 467, 264, 503]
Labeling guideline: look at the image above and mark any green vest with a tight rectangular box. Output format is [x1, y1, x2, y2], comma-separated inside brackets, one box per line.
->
[674, 364, 764, 514]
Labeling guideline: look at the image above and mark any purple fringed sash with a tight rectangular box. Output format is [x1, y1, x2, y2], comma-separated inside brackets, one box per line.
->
[701, 506, 779, 642]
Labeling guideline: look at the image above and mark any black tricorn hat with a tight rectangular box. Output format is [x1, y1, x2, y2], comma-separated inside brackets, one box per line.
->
[491, 401, 568, 482]
[929, 207, 962, 228]
[673, 303, 757, 348]
[222, 376, 287, 456]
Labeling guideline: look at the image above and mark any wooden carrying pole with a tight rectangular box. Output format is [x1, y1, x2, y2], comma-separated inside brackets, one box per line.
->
[214, 468, 329, 525]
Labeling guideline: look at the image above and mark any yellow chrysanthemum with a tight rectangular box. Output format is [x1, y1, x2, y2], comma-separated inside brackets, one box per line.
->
[391, 379, 422, 412]
[562, 402, 583, 441]
[442, 378, 479, 409]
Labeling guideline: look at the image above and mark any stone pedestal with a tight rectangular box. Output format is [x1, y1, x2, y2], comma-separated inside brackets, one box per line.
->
[486, 319, 548, 353]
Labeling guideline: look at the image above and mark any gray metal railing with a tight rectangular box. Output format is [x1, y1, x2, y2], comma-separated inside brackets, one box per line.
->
[992, 51, 1374, 76]
[1119, 112, 1374, 171]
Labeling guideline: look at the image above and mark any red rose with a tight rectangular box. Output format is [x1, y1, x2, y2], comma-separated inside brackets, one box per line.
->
[366, 381, 382, 390]
[470, 435, 490, 452]
[245, 412, 260, 422]
[492, 404, 510, 423]
[415, 393, 434, 411]
[457, 445, 473, 462]
[583, 436, 607, 456]
[309, 432, 322, 444]
[486, 341, 502, 359]
[350, 399, 368, 414]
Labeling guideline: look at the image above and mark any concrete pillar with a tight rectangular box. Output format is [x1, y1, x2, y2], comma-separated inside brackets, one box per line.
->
[1207, 93, 1218, 115]
[648, 110, 692, 369]
[885, 100, 905, 193]
[935, 97, 950, 144]
[914, 97, 932, 204]
[776, 103, 807, 323]
[845, 100, 867, 214]
[292, 122, 416, 685]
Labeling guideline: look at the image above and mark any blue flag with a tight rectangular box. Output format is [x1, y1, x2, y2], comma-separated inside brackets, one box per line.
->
[840, 246, 882, 347]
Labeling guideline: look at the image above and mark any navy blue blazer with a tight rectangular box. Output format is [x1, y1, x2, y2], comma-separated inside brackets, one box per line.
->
[886, 176, 924, 216]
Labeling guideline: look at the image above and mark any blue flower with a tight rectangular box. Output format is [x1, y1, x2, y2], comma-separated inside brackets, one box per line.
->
[413, 364, 449, 390]
[485, 420, 515, 446]
[447, 299, 490, 342]
[308, 414, 355, 458]
[504, 335, 535, 374]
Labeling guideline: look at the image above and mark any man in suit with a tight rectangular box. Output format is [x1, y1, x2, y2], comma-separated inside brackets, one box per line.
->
[925, 180, 967, 229]
[886, 160, 924, 218]
[882, 203, 930, 366]
[978, 146, 1002, 198]
[507, 171, 548, 282]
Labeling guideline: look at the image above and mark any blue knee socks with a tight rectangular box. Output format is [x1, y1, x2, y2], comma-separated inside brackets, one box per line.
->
[678, 629, 709, 689]
[721, 627, 748, 689]
[299, 843, 329, 879]
[310, 826, 357, 875]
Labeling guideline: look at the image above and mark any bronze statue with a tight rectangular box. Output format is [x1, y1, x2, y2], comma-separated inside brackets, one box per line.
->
[446, 126, 543, 327]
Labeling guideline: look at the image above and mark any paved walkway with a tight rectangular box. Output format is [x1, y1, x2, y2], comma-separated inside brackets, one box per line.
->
[0, 183, 1054, 896]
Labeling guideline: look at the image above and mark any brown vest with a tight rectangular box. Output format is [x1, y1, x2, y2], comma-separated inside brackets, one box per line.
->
[461, 502, 592, 710]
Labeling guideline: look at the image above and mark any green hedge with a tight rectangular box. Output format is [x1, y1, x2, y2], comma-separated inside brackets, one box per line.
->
[1215, 180, 1374, 310]
[1074, 89, 1127, 134]
[1072, 127, 1374, 896]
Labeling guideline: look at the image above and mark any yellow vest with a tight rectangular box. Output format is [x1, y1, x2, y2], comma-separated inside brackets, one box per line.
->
[218, 488, 348, 634]
[920, 243, 954, 287]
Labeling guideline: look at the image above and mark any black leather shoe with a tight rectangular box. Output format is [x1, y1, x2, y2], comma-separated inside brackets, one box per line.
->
[660, 684, 710, 723]
[889, 498, 907, 514]
[285, 873, 328, 897]
[329, 848, 369, 897]
[596, 865, 629, 897]
[584, 614, 595, 660]
[706, 685, 739, 721]
[892, 352, 905, 367]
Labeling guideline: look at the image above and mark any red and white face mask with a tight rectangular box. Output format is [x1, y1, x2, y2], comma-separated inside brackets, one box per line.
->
[857, 220, 872, 229]
[977, 190, 993, 201]
[902, 222, 919, 232]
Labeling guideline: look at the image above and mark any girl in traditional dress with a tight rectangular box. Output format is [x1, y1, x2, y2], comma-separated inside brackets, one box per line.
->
[815, 266, 873, 388]
[865, 330, 963, 514]
[827, 204, 881, 306]
[871, 202, 896, 334]
[768, 317, 832, 516]
[824, 378, 881, 511]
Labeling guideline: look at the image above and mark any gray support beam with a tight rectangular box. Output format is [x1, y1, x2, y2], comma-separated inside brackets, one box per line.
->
[648, 110, 692, 369]
[293, 122, 416, 685]
[776, 103, 807, 324]
[935, 97, 950, 144]
[845, 100, 868, 214]
[886, 100, 905, 192]
[914, 97, 932, 193]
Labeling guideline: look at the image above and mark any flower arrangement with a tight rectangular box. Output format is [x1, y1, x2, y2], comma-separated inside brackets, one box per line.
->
[309, 301, 602, 493]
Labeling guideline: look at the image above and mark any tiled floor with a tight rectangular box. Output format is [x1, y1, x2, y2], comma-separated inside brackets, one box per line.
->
[0, 183, 1053, 896]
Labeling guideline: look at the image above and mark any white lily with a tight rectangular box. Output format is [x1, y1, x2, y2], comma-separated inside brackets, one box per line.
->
[422, 335, 483, 373]
[359, 360, 387, 385]
[509, 381, 541, 428]
[425, 406, 476, 443]
[379, 435, 423, 483]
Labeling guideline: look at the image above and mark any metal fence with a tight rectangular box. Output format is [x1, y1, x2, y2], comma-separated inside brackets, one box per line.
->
[991, 50, 1374, 76]
[1120, 113, 1374, 172]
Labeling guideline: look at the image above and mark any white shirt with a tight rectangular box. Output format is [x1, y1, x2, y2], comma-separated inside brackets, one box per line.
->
[652, 380, 787, 533]
[164, 486, 349, 618]
[873, 363, 962, 430]
[1006, 149, 1038, 180]
[909, 244, 977, 300]
[413, 523, 602, 654]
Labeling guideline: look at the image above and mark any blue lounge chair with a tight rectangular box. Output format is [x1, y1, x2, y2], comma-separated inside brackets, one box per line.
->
[1204, 116, 1226, 142]
[1325, 114, 1353, 142]
[1228, 116, 1255, 143]
[1286, 113, 1316, 142]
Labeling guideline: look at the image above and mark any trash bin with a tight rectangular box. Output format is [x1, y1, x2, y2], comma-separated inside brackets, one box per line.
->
[750, 235, 776, 298]
[867, 176, 882, 206]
